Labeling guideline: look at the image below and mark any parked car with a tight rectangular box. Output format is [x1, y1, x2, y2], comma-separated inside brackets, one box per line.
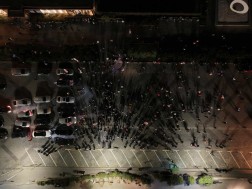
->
[37, 61, 52, 75]
[0, 115, 4, 127]
[56, 96, 75, 103]
[11, 126, 29, 138]
[0, 105, 12, 113]
[35, 125, 50, 131]
[53, 125, 74, 135]
[56, 68, 74, 76]
[36, 106, 51, 115]
[56, 75, 74, 87]
[11, 68, 31, 76]
[57, 104, 76, 117]
[14, 119, 31, 127]
[0, 75, 7, 90]
[34, 96, 51, 103]
[32, 130, 51, 138]
[17, 110, 33, 118]
[59, 116, 77, 126]
[12, 98, 31, 107]
[0, 127, 8, 139]
[34, 114, 52, 125]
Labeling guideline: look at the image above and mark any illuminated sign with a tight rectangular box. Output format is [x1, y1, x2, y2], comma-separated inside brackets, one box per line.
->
[230, 0, 249, 14]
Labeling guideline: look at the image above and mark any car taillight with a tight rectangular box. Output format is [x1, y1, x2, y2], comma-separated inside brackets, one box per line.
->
[7, 105, 12, 113]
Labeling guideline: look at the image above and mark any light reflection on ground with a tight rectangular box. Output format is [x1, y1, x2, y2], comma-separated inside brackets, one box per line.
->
[65, 179, 252, 189]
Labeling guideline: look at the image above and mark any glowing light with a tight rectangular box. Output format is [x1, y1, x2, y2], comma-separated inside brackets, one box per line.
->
[230, 0, 249, 14]
[0, 9, 7, 16]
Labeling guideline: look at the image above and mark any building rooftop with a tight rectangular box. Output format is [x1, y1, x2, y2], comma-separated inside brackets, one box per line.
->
[0, 0, 93, 9]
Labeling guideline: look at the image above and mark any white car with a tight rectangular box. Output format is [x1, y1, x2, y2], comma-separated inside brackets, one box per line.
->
[14, 119, 31, 127]
[34, 96, 51, 103]
[12, 98, 31, 107]
[56, 96, 75, 103]
[59, 116, 77, 126]
[32, 130, 51, 138]
[36, 106, 51, 115]
[11, 68, 31, 76]
[17, 110, 33, 118]
[56, 68, 74, 76]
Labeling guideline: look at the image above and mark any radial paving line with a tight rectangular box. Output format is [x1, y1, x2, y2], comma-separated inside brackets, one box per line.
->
[185, 150, 196, 166]
[90, 151, 100, 167]
[67, 149, 78, 167]
[131, 150, 142, 167]
[25, 148, 34, 165]
[163, 150, 172, 160]
[1, 144, 19, 161]
[58, 151, 68, 166]
[174, 150, 186, 168]
[196, 150, 208, 168]
[36, 151, 46, 166]
[110, 149, 121, 167]
[142, 150, 153, 167]
[228, 151, 240, 168]
[218, 151, 227, 166]
[6, 169, 23, 181]
[207, 151, 219, 168]
[49, 154, 57, 166]
[78, 150, 89, 167]
[99, 149, 110, 167]
[239, 152, 251, 168]
[152, 150, 162, 163]
[0, 169, 16, 177]
[121, 149, 131, 167]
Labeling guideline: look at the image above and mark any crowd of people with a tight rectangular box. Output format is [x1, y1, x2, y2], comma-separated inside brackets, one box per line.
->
[69, 60, 243, 151]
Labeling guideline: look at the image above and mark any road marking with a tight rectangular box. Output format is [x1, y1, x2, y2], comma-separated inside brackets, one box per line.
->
[121, 149, 131, 167]
[79, 150, 89, 167]
[110, 149, 121, 167]
[185, 150, 196, 166]
[90, 151, 100, 167]
[207, 151, 219, 168]
[25, 148, 34, 165]
[6, 169, 23, 181]
[196, 150, 208, 168]
[58, 151, 68, 166]
[218, 151, 227, 166]
[152, 150, 162, 163]
[142, 150, 153, 167]
[36, 151, 46, 166]
[131, 150, 142, 167]
[163, 150, 172, 160]
[66, 149, 78, 167]
[174, 150, 186, 168]
[99, 149, 110, 167]
[49, 154, 57, 166]
[239, 152, 251, 168]
[228, 151, 240, 168]
[0, 169, 16, 177]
